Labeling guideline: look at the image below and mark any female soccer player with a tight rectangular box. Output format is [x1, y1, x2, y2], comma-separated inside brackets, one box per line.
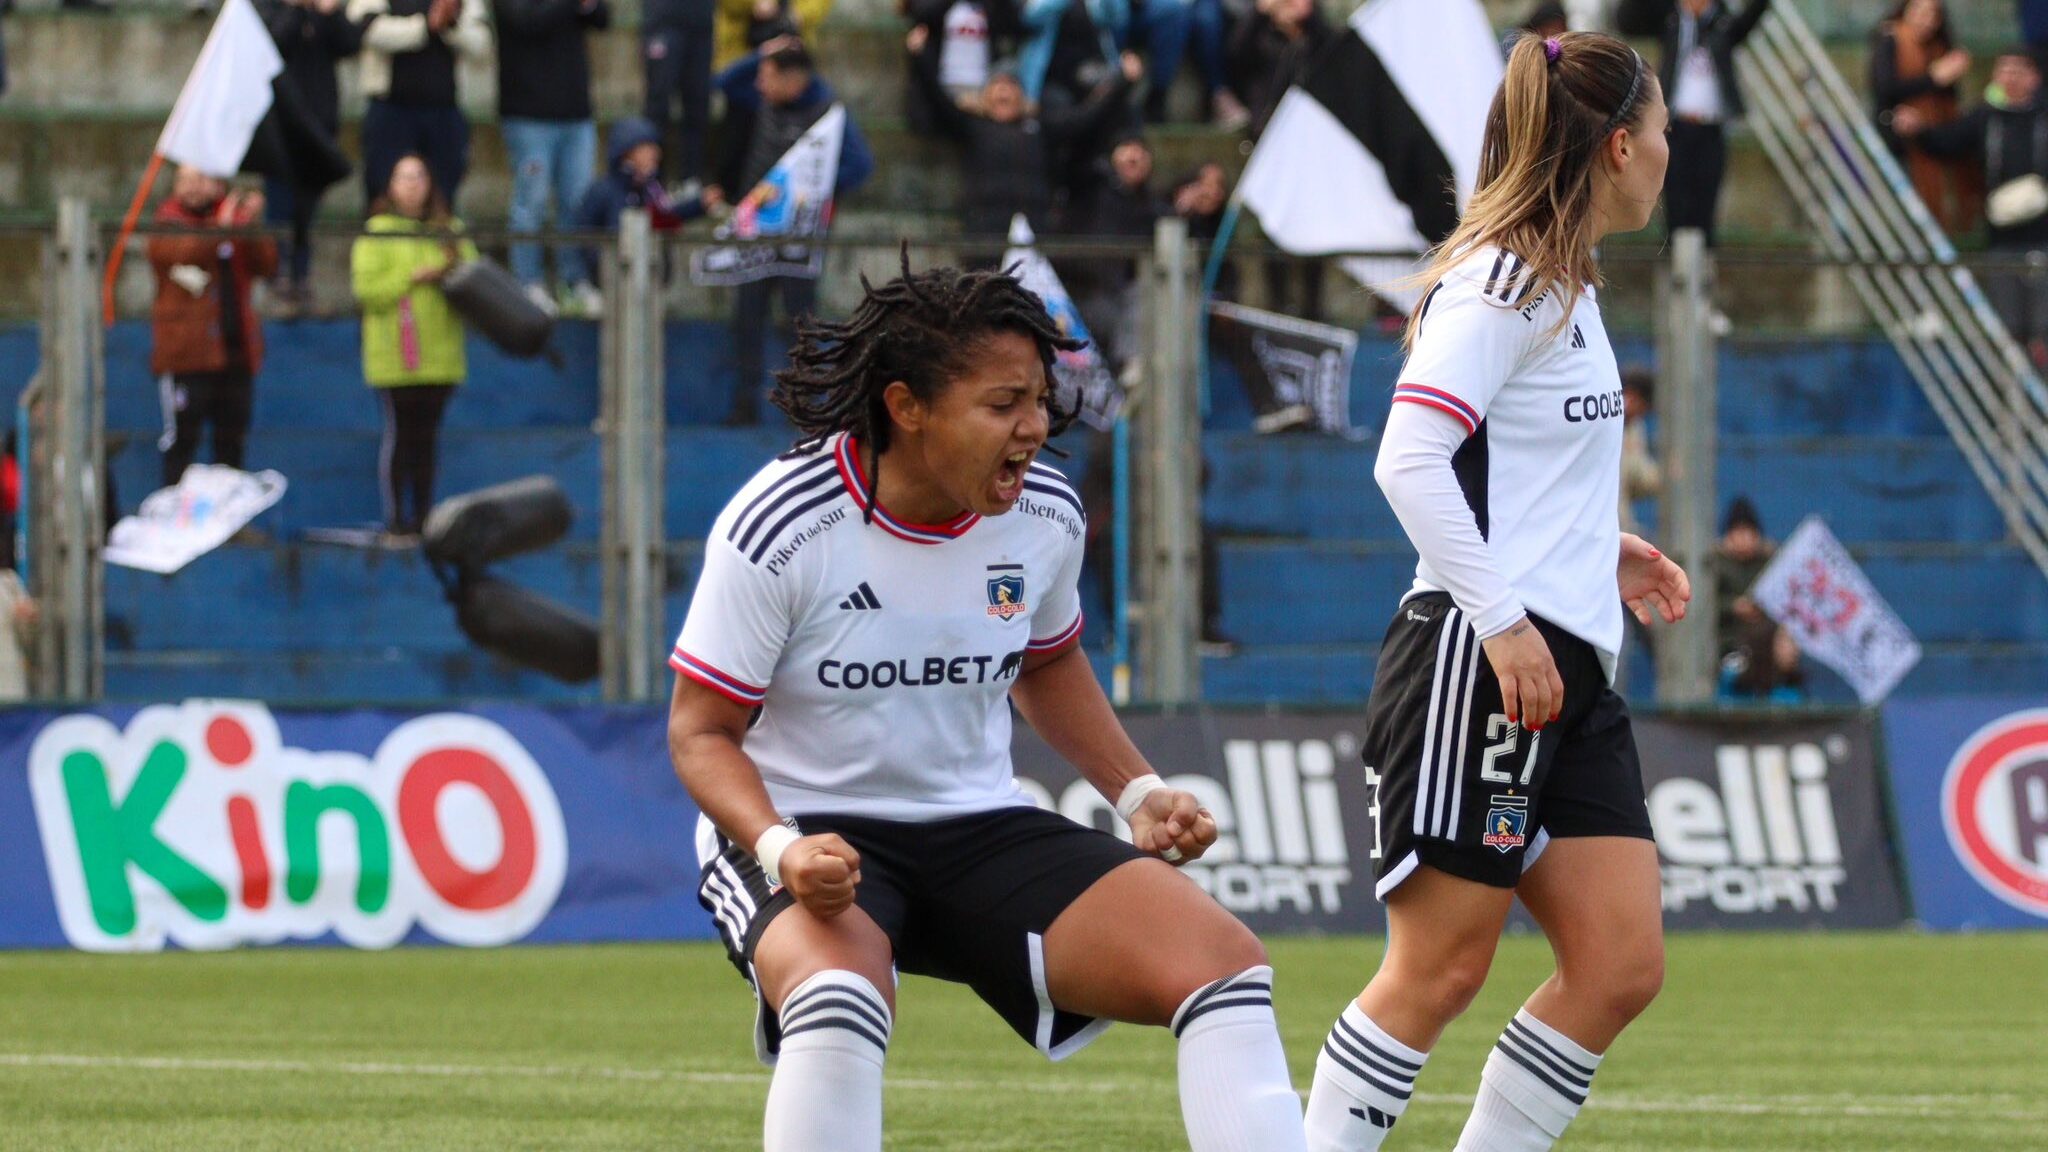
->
[1301, 32, 1691, 1152]
[668, 262, 1308, 1152]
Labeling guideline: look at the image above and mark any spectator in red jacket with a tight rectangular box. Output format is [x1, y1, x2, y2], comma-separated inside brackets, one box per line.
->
[147, 167, 279, 488]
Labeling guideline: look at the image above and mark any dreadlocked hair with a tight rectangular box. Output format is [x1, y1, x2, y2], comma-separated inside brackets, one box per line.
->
[772, 251, 1085, 521]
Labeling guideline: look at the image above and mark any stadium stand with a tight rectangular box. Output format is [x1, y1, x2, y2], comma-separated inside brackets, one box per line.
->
[0, 1, 2040, 704]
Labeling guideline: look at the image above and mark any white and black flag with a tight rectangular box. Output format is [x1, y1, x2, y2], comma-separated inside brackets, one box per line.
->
[1236, 0, 1501, 307]
[1208, 301, 1363, 437]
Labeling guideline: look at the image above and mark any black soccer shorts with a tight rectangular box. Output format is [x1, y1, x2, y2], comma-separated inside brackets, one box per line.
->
[696, 804, 1147, 1064]
[1359, 592, 1654, 898]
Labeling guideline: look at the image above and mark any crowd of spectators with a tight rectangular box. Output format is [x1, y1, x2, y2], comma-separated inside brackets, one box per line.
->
[119, 0, 2048, 551]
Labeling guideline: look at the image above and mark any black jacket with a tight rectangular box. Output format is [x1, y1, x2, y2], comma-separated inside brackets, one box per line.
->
[1918, 101, 2048, 248]
[642, 0, 713, 28]
[1227, 6, 1334, 142]
[492, 0, 612, 121]
[1067, 176, 1165, 292]
[255, 0, 363, 132]
[913, 43, 1132, 238]
[1616, 0, 1771, 121]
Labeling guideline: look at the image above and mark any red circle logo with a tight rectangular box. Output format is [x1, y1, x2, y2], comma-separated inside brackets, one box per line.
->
[1941, 709, 2048, 919]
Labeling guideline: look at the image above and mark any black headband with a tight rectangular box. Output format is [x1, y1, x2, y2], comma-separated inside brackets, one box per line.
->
[1600, 50, 1646, 136]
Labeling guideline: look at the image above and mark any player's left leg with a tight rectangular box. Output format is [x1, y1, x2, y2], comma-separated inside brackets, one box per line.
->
[1453, 835, 1663, 1152]
[1044, 858, 1309, 1152]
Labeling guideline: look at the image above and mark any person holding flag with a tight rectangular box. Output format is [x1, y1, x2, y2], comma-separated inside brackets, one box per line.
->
[708, 35, 873, 425]
[148, 167, 277, 488]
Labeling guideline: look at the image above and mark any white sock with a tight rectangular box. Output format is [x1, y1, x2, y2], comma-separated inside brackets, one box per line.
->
[1304, 1002, 1429, 1151]
[1171, 965, 1309, 1152]
[1454, 1009, 1603, 1152]
[764, 970, 890, 1152]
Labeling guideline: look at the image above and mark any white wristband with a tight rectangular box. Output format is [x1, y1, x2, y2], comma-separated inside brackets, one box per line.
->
[1114, 774, 1168, 822]
[754, 824, 801, 888]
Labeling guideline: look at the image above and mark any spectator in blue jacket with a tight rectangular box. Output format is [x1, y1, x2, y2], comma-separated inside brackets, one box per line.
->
[710, 37, 874, 425]
[565, 116, 719, 312]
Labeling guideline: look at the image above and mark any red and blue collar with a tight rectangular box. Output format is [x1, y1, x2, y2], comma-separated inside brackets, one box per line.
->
[833, 434, 980, 545]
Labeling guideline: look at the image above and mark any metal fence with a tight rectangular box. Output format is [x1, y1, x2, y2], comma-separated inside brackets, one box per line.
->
[12, 203, 2043, 709]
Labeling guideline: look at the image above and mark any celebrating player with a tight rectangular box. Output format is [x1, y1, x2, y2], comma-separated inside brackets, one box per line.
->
[1301, 32, 1690, 1152]
[667, 261, 1308, 1152]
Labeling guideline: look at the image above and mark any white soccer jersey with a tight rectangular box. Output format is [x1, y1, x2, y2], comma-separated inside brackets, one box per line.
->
[672, 432, 1088, 821]
[1390, 246, 1627, 668]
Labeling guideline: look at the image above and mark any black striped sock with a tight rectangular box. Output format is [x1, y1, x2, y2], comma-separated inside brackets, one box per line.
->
[1455, 1010, 1602, 1152]
[1170, 966, 1275, 1038]
[776, 969, 892, 1057]
[1305, 1003, 1428, 1151]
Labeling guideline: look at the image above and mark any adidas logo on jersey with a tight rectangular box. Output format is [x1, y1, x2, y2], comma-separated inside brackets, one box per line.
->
[1653, 740, 1848, 915]
[837, 582, 882, 611]
[1569, 323, 1586, 349]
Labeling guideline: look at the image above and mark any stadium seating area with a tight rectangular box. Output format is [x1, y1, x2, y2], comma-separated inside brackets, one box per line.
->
[3, 317, 2033, 705]
[1, 0, 2042, 705]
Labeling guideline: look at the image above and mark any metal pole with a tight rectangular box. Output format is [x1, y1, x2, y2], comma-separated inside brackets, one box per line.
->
[598, 223, 626, 702]
[1137, 217, 1201, 704]
[34, 199, 105, 701]
[1656, 229, 1718, 705]
[626, 213, 665, 702]
[600, 210, 664, 703]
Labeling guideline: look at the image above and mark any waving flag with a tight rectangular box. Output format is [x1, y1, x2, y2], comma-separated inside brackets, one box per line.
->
[1236, 0, 1502, 306]
[158, 0, 285, 177]
[692, 105, 846, 286]
[1001, 216, 1122, 430]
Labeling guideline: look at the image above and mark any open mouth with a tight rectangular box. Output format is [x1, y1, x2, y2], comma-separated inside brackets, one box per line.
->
[993, 451, 1033, 503]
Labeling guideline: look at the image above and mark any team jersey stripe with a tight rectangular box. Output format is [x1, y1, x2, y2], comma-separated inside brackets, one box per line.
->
[1494, 253, 1524, 302]
[1021, 480, 1085, 519]
[671, 649, 767, 705]
[746, 486, 848, 564]
[727, 454, 837, 547]
[1482, 250, 1507, 298]
[1028, 611, 1084, 652]
[1393, 384, 1480, 432]
[733, 468, 843, 556]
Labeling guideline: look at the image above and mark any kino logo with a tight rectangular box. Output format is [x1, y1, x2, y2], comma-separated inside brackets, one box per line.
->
[1942, 709, 2048, 919]
[28, 702, 568, 952]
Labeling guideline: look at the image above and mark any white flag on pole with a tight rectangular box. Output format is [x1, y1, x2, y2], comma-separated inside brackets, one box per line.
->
[691, 104, 845, 286]
[1000, 215, 1122, 429]
[156, 0, 284, 178]
[1236, 0, 1501, 308]
[1750, 517, 1923, 704]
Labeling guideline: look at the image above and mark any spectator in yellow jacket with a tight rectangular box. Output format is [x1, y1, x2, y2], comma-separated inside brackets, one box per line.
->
[712, 0, 831, 69]
[351, 154, 480, 540]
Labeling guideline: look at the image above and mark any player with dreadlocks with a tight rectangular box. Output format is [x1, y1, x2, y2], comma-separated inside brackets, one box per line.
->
[668, 259, 1309, 1152]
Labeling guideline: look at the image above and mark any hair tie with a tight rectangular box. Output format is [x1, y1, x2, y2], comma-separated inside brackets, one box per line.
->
[1543, 37, 1562, 64]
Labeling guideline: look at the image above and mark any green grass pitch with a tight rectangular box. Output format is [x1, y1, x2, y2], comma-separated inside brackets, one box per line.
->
[1, 932, 2042, 1150]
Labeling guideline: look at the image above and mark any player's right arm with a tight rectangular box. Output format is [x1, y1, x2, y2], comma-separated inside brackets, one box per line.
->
[667, 678, 861, 918]
[1377, 253, 1562, 727]
[666, 500, 861, 918]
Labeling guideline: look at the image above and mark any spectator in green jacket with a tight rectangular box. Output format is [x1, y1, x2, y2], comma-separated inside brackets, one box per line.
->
[351, 154, 479, 540]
